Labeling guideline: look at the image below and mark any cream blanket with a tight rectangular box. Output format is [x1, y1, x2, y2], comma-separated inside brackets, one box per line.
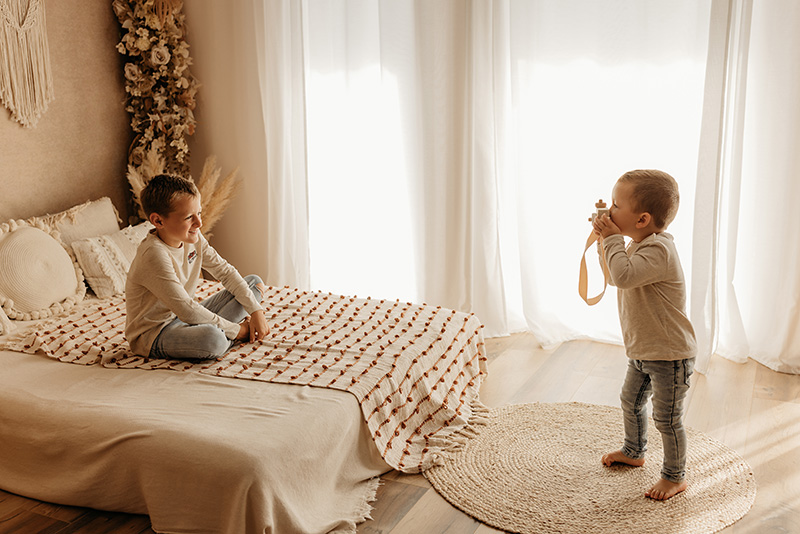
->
[3, 281, 488, 473]
[0, 348, 388, 534]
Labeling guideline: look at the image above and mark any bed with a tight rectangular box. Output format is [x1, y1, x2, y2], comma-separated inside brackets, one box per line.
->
[0, 198, 487, 534]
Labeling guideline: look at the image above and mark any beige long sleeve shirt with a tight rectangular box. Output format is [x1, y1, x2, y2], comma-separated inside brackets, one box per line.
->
[125, 231, 262, 357]
[603, 232, 697, 362]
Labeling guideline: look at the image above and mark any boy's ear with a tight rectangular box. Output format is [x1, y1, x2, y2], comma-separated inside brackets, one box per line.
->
[636, 212, 652, 228]
[149, 212, 164, 227]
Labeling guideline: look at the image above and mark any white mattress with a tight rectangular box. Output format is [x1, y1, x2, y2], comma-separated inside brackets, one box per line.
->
[0, 348, 390, 534]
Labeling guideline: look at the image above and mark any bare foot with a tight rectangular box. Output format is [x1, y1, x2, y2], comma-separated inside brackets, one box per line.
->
[601, 450, 645, 467]
[645, 478, 687, 500]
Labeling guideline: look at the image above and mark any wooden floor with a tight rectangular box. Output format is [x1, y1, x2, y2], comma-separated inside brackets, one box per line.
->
[1, 334, 798, 533]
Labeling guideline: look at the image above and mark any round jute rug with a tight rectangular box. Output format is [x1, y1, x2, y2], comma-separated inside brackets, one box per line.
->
[424, 402, 756, 534]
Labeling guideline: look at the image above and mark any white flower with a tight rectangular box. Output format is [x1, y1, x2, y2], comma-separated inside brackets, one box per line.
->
[150, 45, 171, 66]
[145, 13, 162, 30]
[137, 36, 152, 51]
[124, 62, 143, 82]
[112, 0, 130, 19]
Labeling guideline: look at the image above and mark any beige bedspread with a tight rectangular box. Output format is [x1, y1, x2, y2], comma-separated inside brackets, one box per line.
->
[0, 348, 389, 534]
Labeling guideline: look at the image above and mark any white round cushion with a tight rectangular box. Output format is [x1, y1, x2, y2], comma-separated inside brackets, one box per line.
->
[0, 223, 85, 320]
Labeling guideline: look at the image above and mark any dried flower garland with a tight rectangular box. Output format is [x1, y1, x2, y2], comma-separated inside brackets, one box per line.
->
[113, 0, 240, 233]
[112, 0, 198, 175]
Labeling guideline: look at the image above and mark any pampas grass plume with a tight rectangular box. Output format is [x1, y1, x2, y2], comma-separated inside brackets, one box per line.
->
[128, 139, 167, 219]
[127, 145, 240, 233]
[195, 155, 240, 236]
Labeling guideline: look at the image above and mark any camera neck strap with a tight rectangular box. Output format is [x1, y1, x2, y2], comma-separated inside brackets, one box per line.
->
[578, 231, 610, 306]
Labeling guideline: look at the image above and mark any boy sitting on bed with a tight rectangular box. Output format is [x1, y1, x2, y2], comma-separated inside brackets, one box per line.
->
[125, 173, 269, 360]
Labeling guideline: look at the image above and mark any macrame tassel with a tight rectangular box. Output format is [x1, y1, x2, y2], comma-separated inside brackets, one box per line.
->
[0, 0, 54, 128]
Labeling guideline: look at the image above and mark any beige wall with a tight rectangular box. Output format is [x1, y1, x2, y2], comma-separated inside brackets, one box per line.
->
[0, 0, 131, 222]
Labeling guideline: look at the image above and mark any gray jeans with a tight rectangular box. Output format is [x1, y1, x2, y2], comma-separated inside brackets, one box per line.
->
[619, 357, 695, 483]
[150, 274, 263, 361]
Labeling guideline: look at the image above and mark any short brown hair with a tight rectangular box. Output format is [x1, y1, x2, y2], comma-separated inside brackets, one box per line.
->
[140, 174, 199, 217]
[618, 169, 680, 229]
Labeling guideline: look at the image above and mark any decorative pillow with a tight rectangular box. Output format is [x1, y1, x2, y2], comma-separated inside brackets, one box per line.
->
[72, 221, 153, 298]
[0, 220, 86, 331]
[29, 197, 121, 248]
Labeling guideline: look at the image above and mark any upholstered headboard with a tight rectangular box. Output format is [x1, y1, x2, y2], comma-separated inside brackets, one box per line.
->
[0, 0, 132, 223]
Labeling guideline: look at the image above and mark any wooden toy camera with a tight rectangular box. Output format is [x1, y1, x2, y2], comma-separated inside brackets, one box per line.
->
[588, 199, 609, 223]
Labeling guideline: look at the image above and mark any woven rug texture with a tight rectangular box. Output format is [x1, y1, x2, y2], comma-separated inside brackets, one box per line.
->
[424, 402, 756, 534]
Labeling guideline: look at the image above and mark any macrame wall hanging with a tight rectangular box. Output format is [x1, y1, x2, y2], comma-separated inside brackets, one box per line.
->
[0, 0, 55, 128]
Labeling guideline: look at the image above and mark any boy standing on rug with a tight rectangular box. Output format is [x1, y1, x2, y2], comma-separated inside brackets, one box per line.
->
[126, 173, 269, 360]
[592, 169, 697, 501]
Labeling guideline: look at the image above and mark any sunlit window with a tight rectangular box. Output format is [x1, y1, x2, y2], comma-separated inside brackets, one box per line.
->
[305, 1, 711, 343]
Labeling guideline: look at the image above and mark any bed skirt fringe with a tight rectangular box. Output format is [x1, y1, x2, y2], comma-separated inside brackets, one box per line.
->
[331, 476, 382, 534]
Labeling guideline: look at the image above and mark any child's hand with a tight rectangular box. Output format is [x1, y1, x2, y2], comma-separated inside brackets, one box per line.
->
[593, 213, 621, 239]
[249, 309, 269, 343]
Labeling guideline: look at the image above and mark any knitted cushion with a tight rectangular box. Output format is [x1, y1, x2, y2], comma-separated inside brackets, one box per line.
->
[72, 222, 153, 298]
[30, 197, 121, 249]
[0, 220, 86, 326]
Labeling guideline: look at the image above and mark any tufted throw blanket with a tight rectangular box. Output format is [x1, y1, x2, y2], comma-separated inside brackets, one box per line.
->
[2, 281, 488, 472]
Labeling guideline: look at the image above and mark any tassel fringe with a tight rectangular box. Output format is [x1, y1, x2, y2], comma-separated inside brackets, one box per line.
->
[421, 397, 491, 471]
[0, 0, 54, 127]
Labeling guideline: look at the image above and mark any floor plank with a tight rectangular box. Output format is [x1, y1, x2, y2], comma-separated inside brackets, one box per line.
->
[725, 397, 800, 534]
[685, 355, 757, 452]
[386, 489, 481, 534]
[505, 340, 604, 404]
[479, 337, 554, 407]
[0, 509, 66, 534]
[357, 478, 427, 534]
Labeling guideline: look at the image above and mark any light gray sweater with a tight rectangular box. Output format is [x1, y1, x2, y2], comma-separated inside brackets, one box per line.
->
[603, 232, 697, 361]
[125, 231, 262, 357]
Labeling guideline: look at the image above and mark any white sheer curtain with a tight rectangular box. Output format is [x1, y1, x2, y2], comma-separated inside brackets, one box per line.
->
[184, 0, 309, 288]
[185, 0, 800, 374]
[507, 1, 710, 347]
[305, 1, 512, 336]
[692, 0, 800, 374]
[304, 0, 710, 342]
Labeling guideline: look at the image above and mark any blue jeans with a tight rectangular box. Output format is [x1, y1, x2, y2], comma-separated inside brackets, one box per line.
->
[150, 274, 263, 361]
[619, 357, 695, 483]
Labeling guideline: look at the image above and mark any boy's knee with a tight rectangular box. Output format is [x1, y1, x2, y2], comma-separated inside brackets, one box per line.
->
[244, 274, 263, 288]
[652, 412, 684, 434]
[244, 274, 265, 302]
[192, 325, 231, 359]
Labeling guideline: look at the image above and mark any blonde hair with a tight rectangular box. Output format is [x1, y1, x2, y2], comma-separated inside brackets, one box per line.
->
[140, 174, 199, 217]
[618, 169, 680, 229]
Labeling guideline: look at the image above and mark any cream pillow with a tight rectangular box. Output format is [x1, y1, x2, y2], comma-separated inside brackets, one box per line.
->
[30, 197, 121, 249]
[72, 221, 153, 298]
[0, 220, 86, 329]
